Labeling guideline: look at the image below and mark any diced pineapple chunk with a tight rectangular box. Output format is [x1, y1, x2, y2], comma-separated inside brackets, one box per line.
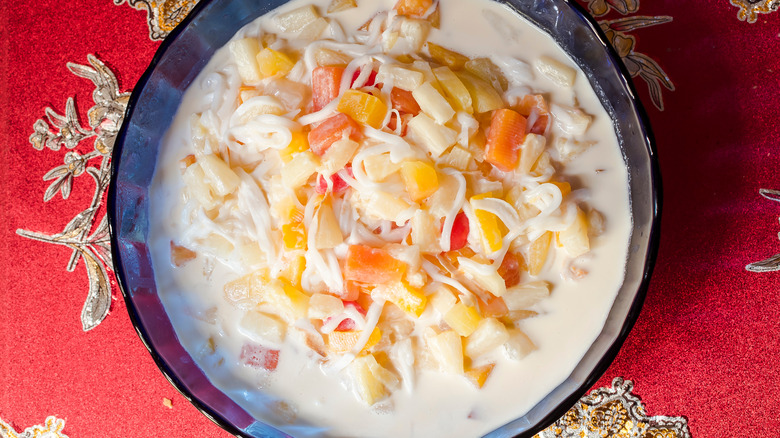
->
[256, 48, 295, 78]
[412, 82, 455, 124]
[319, 138, 358, 177]
[550, 103, 592, 135]
[363, 153, 403, 182]
[456, 71, 504, 114]
[502, 280, 551, 310]
[281, 150, 319, 188]
[315, 200, 343, 249]
[377, 64, 424, 91]
[308, 293, 344, 319]
[423, 173, 459, 217]
[528, 231, 552, 276]
[531, 151, 553, 178]
[229, 38, 262, 84]
[263, 280, 311, 323]
[298, 17, 329, 42]
[427, 42, 469, 70]
[276, 4, 320, 33]
[338, 89, 388, 129]
[238, 311, 286, 345]
[517, 133, 546, 175]
[201, 233, 234, 256]
[407, 113, 457, 157]
[410, 210, 441, 253]
[281, 253, 306, 289]
[314, 48, 352, 67]
[182, 163, 219, 210]
[432, 66, 473, 114]
[327, 0, 357, 13]
[439, 145, 473, 171]
[429, 284, 457, 315]
[557, 206, 590, 257]
[401, 160, 439, 202]
[444, 302, 482, 337]
[394, 0, 433, 17]
[465, 363, 495, 388]
[426, 329, 464, 374]
[504, 328, 537, 360]
[365, 191, 412, 224]
[465, 58, 508, 92]
[349, 353, 394, 405]
[372, 281, 428, 317]
[535, 55, 576, 88]
[465, 317, 510, 358]
[398, 18, 430, 52]
[327, 327, 382, 353]
[199, 154, 240, 197]
[457, 257, 507, 297]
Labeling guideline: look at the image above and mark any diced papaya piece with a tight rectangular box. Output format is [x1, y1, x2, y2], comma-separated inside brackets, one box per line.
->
[256, 48, 295, 78]
[477, 295, 509, 319]
[528, 231, 552, 276]
[337, 89, 388, 129]
[344, 245, 406, 284]
[391, 87, 421, 115]
[401, 160, 439, 202]
[308, 113, 362, 155]
[465, 363, 495, 388]
[170, 241, 197, 267]
[373, 281, 428, 317]
[312, 66, 345, 112]
[497, 251, 525, 288]
[444, 302, 482, 337]
[484, 108, 527, 172]
[394, 0, 433, 17]
[517, 94, 550, 134]
[327, 327, 382, 353]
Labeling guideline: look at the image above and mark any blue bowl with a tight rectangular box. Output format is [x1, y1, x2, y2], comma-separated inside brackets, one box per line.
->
[108, 0, 661, 436]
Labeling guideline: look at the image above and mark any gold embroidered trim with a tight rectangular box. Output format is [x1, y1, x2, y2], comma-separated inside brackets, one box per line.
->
[536, 377, 691, 438]
[730, 0, 780, 23]
[113, 0, 200, 40]
[0, 416, 69, 438]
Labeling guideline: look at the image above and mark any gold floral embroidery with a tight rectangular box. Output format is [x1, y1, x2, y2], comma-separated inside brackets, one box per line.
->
[18, 55, 128, 331]
[583, 1, 674, 111]
[535, 378, 690, 438]
[0, 416, 69, 438]
[113, 0, 200, 40]
[730, 0, 780, 23]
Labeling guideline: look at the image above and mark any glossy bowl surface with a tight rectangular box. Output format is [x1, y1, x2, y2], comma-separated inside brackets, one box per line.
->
[108, 0, 661, 436]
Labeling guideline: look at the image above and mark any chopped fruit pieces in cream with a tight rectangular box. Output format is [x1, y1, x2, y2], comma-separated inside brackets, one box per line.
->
[148, 0, 632, 436]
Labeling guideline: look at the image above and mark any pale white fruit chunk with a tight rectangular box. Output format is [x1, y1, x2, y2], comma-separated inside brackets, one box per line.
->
[502, 281, 551, 310]
[534, 55, 576, 88]
[228, 38, 262, 84]
[238, 311, 286, 345]
[504, 328, 537, 360]
[465, 317, 510, 358]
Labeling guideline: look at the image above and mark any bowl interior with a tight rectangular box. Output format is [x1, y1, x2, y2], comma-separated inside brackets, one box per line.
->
[108, 0, 660, 436]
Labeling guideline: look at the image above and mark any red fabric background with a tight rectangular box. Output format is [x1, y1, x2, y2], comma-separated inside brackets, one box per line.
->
[1, 0, 779, 437]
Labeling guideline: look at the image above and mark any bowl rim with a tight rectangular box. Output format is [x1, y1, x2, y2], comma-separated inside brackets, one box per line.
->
[107, 0, 662, 436]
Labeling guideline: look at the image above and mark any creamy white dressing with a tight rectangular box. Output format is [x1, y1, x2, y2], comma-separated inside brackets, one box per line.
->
[148, 0, 632, 436]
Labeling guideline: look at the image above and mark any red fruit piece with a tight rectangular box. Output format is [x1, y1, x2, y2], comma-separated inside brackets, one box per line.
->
[316, 166, 354, 194]
[240, 343, 280, 371]
[312, 66, 345, 112]
[448, 211, 470, 251]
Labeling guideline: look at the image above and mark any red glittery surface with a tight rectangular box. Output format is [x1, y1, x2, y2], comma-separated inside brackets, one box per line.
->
[2, 0, 779, 437]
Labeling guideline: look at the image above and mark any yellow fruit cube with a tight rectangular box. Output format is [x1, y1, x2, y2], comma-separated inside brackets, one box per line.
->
[470, 194, 504, 253]
[504, 328, 537, 360]
[279, 131, 310, 163]
[464, 363, 495, 388]
[373, 281, 428, 317]
[327, 327, 382, 354]
[262, 279, 311, 323]
[465, 58, 508, 93]
[464, 317, 510, 358]
[338, 89, 388, 129]
[348, 353, 397, 405]
[281, 220, 306, 250]
[443, 302, 482, 337]
[256, 48, 295, 78]
[412, 82, 455, 124]
[228, 38, 262, 84]
[426, 329, 464, 374]
[281, 253, 306, 289]
[401, 160, 439, 202]
[528, 231, 552, 276]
